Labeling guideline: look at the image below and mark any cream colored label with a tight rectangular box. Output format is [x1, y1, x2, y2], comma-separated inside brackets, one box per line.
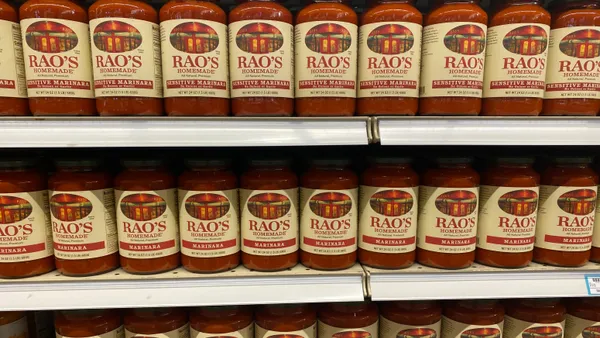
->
[0, 20, 26, 98]
[1, 316, 27, 338]
[593, 186, 600, 249]
[318, 321, 378, 338]
[295, 21, 358, 98]
[229, 20, 293, 98]
[535, 185, 596, 252]
[504, 316, 564, 338]
[358, 185, 418, 253]
[477, 185, 539, 253]
[21, 18, 93, 98]
[161, 19, 228, 98]
[420, 22, 487, 98]
[380, 316, 440, 338]
[358, 21, 422, 98]
[565, 314, 600, 338]
[256, 323, 316, 338]
[50, 188, 118, 260]
[179, 188, 239, 257]
[483, 23, 550, 99]
[545, 26, 600, 100]
[126, 324, 189, 338]
[192, 323, 253, 338]
[116, 188, 179, 258]
[0, 190, 52, 262]
[90, 18, 162, 98]
[59, 326, 124, 338]
[442, 317, 503, 338]
[240, 188, 298, 256]
[300, 188, 358, 255]
[417, 186, 479, 253]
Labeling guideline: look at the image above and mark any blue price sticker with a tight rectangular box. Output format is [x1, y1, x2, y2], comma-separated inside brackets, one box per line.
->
[585, 274, 600, 295]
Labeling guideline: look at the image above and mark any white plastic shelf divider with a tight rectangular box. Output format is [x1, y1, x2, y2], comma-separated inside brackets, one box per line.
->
[0, 117, 371, 147]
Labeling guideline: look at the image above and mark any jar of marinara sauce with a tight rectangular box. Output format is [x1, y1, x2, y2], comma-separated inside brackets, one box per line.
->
[476, 157, 540, 268]
[319, 302, 378, 338]
[0, 312, 28, 338]
[418, 0, 487, 116]
[240, 159, 298, 271]
[160, 0, 229, 116]
[178, 159, 239, 273]
[295, 0, 358, 116]
[125, 308, 189, 338]
[442, 300, 504, 338]
[49, 159, 119, 276]
[379, 301, 442, 338]
[565, 298, 600, 338]
[256, 304, 317, 338]
[300, 159, 359, 270]
[115, 159, 180, 274]
[482, 0, 551, 116]
[533, 157, 598, 267]
[55, 310, 124, 338]
[0, 0, 27, 116]
[357, 0, 422, 116]
[504, 299, 566, 338]
[0, 158, 53, 278]
[190, 306, 253, 338]
[416, 157, 480, 269]
[358, 157, 419, 269]
[89, 0, 163, 116]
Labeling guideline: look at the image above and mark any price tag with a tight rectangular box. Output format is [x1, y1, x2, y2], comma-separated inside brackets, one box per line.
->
[585, 275, 600, 295]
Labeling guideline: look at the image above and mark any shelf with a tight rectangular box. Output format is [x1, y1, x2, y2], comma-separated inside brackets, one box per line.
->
[0, 117, 371, 148]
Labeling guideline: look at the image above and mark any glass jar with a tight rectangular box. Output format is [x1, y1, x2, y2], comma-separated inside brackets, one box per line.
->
[0, 0, 27, 116]
[190, 306, 253, 338]
[442, 300, 504, 338]
[504, 299, 566, 338]
[565, 298, 600, 338]
[0, 312, 28, 338]
[55, 310, 123, 338]
[379, 301, 442, 338]
[318, 302, 379, 338]
[256, 304, 316, 338]
[124, 308, 188, 337]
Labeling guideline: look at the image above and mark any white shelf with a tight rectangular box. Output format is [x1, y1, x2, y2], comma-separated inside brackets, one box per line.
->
[0, 117, 371, 147]
[0, 264, 365, 311]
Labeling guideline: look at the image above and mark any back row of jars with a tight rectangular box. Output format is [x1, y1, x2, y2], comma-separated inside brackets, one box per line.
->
[1, 0, 599, 116]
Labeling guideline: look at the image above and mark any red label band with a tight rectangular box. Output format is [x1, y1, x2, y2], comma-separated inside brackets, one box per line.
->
[54, 241, 106, 252]
[432, 80, 482, 90]
[298, 80, 355, 89]
[362, 235, 415, 246]
[544, 235, 592, 244]
[0, 242, 46, 254]
[359, 80, 417, 90]
[546, 83, 600, 92]
[231, 80, 290, 90]
[120, 240, 175, 251]
[0, 80, 16, 89]
[182, 239, 236, 250]
[490, 80, 545, 90]
[166, 80, 227, 90]
[425, 236, 476, 246]
[95, 79, 154, 89]
[303, 237, 356, 248]
[27, 80, 91, 90]
[243, 238, 296, 249]
[486, 236, 535, 246]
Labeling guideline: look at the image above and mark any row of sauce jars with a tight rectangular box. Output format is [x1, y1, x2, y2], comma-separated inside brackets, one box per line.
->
[0, 0, 599, 117]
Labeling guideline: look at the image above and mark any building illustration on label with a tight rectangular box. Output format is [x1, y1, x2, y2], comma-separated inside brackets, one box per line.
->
[522, 326, 562, 338]
[0, 196, 32, 224]
[236, 22, 283, 54]
[397, 328, 437, 338]
[460, 328, 501, 338]
[93, 20, 142, 53]
[305, 23, 352, 54]
[582, 325, 600, 338]
[559, 29, 600, 59]
[266, 335, 303, 338]
[50, 194, 92, 221]
[557, 189, 596, 215]
[120, 193, 166, 221]
[435, 190, 478, 217]
[170, 22, 218, 54]
[498, 190, 538, 216]
[310, 192, 352, 218]
[444, 25, 486, 55]
[331, 332, 371, 338]
[25, 21, 78, 53]
[248, 193, 291, 219]
[369, 190, 413, 217]
[185, 193, 229, 220]
[366, 24, 414, 55]
[503, 25, 548, 55]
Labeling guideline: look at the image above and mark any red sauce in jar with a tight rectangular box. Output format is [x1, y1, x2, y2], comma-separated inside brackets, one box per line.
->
[190, 306, 253, 338]
[476, 157, 540, 268]
[55, 310, 123, 338]
[442, 300, 504, 338]
[379, 301, 442, 338]
[565, 298, 600, 337]
[504, 299, 566, 338]
[359, 157, 419, 269]
[124, 308, 188, 338]
[417, 157, 480, 269]
[256, 304, 316, 338]
[115, 159, 180, 274]
[0, 312, 28, 338]
[0, 0, 27, 116]
[318, 302, 379, 338]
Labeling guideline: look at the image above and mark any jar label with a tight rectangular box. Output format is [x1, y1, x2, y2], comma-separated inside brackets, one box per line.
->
[0, 20, 26, 98]
[228, 20, 293, 99]
[90, 18, 162, 98]
[545, 26, 600, 100]
[59, 326, 124, 338]
[240, 188, 298, 256]
[50, 188, 118, 260]
[318, 320, 378, 338]
[0, 316, 27, 338]
[483, 23, 550, 99]
[126, 324, 189, 338]
[300, 188, 358, 255]
[357, 21, 422, 98]
[503, 316, 564, 338]
[115, 188, 180, 258]
[535, 185, 597, 252]
[0, 190, 53, 263]
[358, 185, 418, 254]
[477, 185, 539, 253]
[419, 22, 487, 98]
[565, 314, 600, 338]
[380, 316, 441, 338]
[441, 317, 502, 338]
[256, 323, 316, 338]
[178, 188, 239, 258]
[593, 186, 600, 249]
[191, 322, 253, 338]
[417, 186, 479, 253]
[295, 20, 358, 98]
[161, 19, 228, 99]
[20, 18, 94, 99]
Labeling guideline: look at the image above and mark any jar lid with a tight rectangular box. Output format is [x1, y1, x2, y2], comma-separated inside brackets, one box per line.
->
[436, 157, 473, 164]
[0, 158, 37, 169]
[496, 157, 535, 165]
[552, 156, 593, 164]
[122, 158, 165, 168]
[312, 158, 352, 166]
[185, 158, 230, 168]
[55, 158, 102, 168]
[370, 157, 413, 165]
[249, 158, 291, 166]
[548, 0, 600, 11]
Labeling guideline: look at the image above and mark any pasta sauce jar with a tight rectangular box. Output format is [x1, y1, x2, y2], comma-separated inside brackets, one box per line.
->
[89, 0, 163, 116]
[565, 298, 600, 338]
[256, 304, 317, 338]
[49, 159, 119, 276]
[482, 0, 551, 116]
[357, 0, 422, 116]
[295, 0, 358, 116]
[379, 301, 442, 338]
[178, 159, 239, 273]
[190, 306, 253, 338]
[0, 0, 27, 116]
[300, 159, 359, 270]
[229, 0, 293, 116]
[358, 157, 419, 269]
[417, 157, 480, 269]
[533, 157, 598, 267]
[124, 308, 189, 338]
[0, 158, 53, 278]
[504, 299, 566, 338]
[20, 0, 95, 116]
[115, 159, 180, 274]
[160, 0, 229, 116]
[55, 310, 124, 338]
[318, 302, 378, 338]
[442, 300, 504, 338]
[240, 159, 298, 271]
[419, 0, 488, 115]
[476, 157, 540, 268]
[0, 312, 28, 338]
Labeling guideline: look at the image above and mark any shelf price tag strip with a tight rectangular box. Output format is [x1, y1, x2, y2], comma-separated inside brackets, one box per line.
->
[585, 274, 600, 295]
